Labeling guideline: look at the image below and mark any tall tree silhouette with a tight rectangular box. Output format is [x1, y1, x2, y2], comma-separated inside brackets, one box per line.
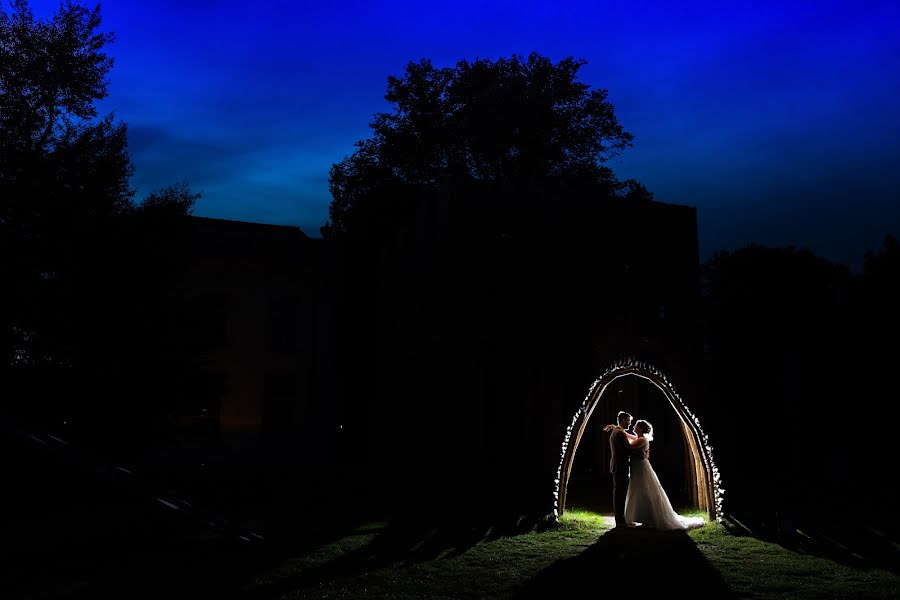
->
[323, 52, 645, 236]
[1, 1, 199, 450]
[1, 0, 132, 369]
[701, 245, 861, 523]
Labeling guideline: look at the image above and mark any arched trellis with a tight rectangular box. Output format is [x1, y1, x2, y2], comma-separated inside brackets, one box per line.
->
[553, 357, 724, 523]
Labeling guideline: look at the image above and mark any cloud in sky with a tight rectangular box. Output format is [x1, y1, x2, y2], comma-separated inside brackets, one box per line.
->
[25, 0, 900, 267]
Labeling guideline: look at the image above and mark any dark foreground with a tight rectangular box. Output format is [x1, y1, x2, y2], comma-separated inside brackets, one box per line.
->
[2, 423, 897, 599]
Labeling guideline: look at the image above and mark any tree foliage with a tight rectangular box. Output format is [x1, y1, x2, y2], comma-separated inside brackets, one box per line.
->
[0, 0, 116, 152]
[1, 0, 127, 366]
[1, 0, 197, 383]
[139, 180, 201, 216]
[324, 52, 644, 236]
[1, 0, 134, 226]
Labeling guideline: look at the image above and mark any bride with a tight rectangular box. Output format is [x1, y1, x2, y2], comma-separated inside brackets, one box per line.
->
[622, 419, 705, 530]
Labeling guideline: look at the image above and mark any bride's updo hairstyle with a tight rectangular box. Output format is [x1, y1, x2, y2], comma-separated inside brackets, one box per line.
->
[635, 419, 654, 442]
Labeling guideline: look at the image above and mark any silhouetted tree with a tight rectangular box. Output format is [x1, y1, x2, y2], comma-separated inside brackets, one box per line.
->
[854, 234, 899, 519]
[138, 180, 201, 216]
[1, 1, 199, 451]
[701, 245, 867, 525]
[1, 0, 133, 368]
[618, 178, 655, 202]
[323, 52, 644, 236]
[861, 234, 899, 301]
[858, 234, 900, 364]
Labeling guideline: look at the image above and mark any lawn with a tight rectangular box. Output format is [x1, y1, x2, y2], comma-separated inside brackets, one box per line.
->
[242, 509, 898, 599]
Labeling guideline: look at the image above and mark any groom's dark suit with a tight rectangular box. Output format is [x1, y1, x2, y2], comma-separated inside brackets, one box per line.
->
[609, 426, 642, 526]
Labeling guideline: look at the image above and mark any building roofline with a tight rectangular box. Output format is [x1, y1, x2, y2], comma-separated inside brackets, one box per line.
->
[188, 215, 310, 238]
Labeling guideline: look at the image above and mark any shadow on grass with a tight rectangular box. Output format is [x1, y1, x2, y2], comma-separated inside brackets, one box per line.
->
[6, 412, 575, 599]
[0, 418, 378, 600]
[3, 480, 378, 600]
[516, 526, 735, 599]
[243, 506, 554, 599]
[722, 506, 900, 575]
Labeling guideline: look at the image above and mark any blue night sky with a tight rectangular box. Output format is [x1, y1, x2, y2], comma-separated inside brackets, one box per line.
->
[27, 0, 900, 267]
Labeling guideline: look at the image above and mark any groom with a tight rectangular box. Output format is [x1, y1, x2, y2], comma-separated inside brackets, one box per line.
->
[607, 411, 646, 528]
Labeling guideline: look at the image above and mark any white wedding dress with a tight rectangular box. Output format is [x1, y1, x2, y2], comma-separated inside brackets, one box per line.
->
[624, 440, 705, 531]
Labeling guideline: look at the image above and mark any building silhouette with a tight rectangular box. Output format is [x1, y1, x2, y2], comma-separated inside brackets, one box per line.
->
[136, 182, 702, 514]
[333, 181, 703, 512]
[165, 217, 337, 467]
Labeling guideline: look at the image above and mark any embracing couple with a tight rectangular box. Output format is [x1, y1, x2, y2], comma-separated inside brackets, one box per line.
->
[604, 411, 705, 530]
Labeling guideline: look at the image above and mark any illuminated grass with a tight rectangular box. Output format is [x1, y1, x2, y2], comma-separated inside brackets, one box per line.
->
[690, 522, 898, 599]
[680, 508, 710, 521]
[246, 511, 897, 600]
[246, 517, 606, 599]
[558, 507, 612, 530]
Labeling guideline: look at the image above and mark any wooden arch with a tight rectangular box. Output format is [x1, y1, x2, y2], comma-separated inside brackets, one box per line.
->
[553, 358, 723, 522]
